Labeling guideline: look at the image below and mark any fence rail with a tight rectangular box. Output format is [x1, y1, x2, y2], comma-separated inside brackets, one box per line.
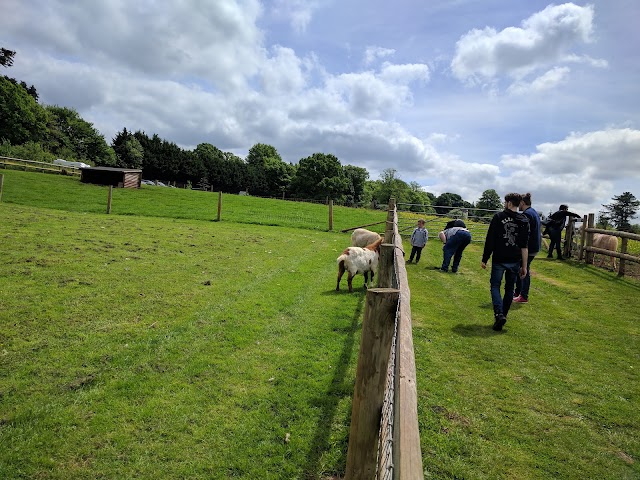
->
[345, 198, 423, 480]
[0, 155, 82, 175]
[577, 213, 640, 277]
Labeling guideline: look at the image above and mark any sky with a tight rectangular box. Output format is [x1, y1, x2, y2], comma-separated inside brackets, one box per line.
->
[2, 0, 640, 216]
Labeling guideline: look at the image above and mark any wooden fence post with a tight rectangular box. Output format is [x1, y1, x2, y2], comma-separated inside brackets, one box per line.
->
[106, 185, 113, 214]
[345, 287, 400, 480]
[0, 173, 4, 202]
[385, 198, 396, 244]
[578, 215, 588, 260]
[618, 237, 628, 277]
[216, 191, 222, 221]
[586, 213, 595, 265]
[329, 199, 334, 231]
[563, 218, 575, 258]
[378, 244, 395, 288]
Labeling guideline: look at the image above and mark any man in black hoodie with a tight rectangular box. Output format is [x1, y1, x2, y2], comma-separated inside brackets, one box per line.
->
[481, 193, 530, 331]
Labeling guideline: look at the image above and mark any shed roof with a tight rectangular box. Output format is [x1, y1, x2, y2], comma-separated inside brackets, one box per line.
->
[81, 167, 143, 173]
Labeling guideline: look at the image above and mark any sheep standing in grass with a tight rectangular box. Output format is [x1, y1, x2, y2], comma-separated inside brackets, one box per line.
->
[593, 233, 619, 270]
[336, 238, 383, 292]
[351, 228, 382, 247]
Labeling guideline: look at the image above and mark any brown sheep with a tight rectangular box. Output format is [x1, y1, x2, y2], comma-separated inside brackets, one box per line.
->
[592, 233, 618, 270]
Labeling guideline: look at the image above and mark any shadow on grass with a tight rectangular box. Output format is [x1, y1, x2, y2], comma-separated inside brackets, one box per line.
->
[451, 323, 502, 337]
[303, 291, 365, 478]
[572, 262, 640, 291]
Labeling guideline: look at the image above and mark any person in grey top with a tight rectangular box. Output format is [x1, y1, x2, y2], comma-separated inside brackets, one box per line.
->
[438, 224, 472, 273]
[408, 219, 428, 264]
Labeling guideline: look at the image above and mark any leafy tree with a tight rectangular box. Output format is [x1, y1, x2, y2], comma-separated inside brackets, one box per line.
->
[0, 76, 48, 145]
[291, 153, 348, 201]
[476, 189, 502, 212]
[1, 48, 15, 68]
[602, 192, 640, 231]
[111, 128, 144, 168]
[343, 165, 369, 205]
[45, 106, 115, 165]
[596, 210, 611, 230]
[407, 181, 434, 213]
[245, 143, 286, 196]
[434, 192, 466, 215]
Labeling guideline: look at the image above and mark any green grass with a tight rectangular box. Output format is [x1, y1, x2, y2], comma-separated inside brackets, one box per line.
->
[0, 203, 369, 479]
[1, 170, 639, 479]
[405, 240, 639, 479]
[0, 169, 384, 232]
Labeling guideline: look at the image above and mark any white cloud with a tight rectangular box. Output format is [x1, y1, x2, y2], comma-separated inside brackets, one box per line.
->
[507, 66, 570, 95]
[272, 0, 323, 33]
[451, 3, 601, 90]
[364, 46, 396, 66]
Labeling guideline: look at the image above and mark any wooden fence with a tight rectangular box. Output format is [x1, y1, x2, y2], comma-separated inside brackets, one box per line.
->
[576, 213, 640, 277]
[345, 198, 423, 480]
[0, 155, 82, 175]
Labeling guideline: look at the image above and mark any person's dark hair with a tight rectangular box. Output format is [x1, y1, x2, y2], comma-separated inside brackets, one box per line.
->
[504, 192, 522, 206]
[445, 219, 466, 229]
[522, 192, 532, 206]
[559, 204, 568, 211]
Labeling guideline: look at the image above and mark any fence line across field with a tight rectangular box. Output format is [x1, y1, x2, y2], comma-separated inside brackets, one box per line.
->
[344, 198, 423, 480]
[0, 155, 82, 175]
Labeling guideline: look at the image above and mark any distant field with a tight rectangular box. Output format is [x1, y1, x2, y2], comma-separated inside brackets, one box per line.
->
[0, 169, 384, 232]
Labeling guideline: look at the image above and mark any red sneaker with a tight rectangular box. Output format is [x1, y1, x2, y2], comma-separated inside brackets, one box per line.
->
[513, 295, 528, 303]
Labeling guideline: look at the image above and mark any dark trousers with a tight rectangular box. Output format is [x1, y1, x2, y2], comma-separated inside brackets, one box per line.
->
[409, 246, 424, 263]
[515, 255, 535, 299]
[490, 261, 520, 317]
[548, 227, 562, 258]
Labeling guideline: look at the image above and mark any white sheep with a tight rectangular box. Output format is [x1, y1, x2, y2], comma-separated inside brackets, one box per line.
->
[351, 228, 382, 247]
[336, 238, 383, 292]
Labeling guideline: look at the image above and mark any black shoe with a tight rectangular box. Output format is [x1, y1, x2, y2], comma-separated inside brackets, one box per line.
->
[492, 314, 507, 331]
[558, 256, 564, 260]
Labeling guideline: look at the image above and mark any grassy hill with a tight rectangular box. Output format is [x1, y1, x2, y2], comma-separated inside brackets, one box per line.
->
[0, 169, 638, 479]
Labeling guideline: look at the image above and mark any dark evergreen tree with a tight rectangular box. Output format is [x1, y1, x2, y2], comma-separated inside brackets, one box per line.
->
[602, 192, 640, 231]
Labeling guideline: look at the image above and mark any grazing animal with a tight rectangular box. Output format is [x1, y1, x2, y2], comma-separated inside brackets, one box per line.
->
[592, 233, 619, 270]
[336, 238, 383, 292]
[351, 228, 382, 247]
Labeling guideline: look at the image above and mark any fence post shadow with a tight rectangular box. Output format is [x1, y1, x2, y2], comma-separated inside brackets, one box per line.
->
[303, 292, 365, 478]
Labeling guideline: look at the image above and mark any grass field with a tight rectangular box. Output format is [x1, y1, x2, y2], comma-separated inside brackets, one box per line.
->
[1, 170, 639, 479]
[0, 169, 384, 232]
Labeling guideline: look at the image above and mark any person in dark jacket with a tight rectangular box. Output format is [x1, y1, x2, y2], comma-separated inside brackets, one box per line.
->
[514, 193, 541, 304]
[481, 193, 530, 331]
[546, 204, 581, 260]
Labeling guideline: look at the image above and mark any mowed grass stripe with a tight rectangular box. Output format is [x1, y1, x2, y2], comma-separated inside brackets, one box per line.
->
[0, 204, 364, 479]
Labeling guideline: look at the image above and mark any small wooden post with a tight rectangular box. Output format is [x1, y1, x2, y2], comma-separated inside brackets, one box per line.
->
[0, 173, 4, 202]
[106, 185, 113, 214]
[378, 244, 395, 288]
[385, 198, 396, 244]
[345, 288, 400, 480]
[329, 199, 334, 231]
[216, 191, 222, 221]
[578, 215, 588, 260]
[563, 218, 575, 258]
[586, 213, 595, 265]
[618, 237, 628, 277]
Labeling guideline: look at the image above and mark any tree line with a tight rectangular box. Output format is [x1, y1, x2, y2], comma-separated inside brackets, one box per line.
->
[2, 47, 637, 226]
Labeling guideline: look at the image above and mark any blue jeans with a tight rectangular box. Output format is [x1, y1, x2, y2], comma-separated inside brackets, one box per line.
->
[441, 230, 472, 272]
[515, 255, 535, 299]
[490, 261, 520, 317]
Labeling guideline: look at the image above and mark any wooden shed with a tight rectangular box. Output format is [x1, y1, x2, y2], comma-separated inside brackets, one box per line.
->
[80, 167, 142, 188]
